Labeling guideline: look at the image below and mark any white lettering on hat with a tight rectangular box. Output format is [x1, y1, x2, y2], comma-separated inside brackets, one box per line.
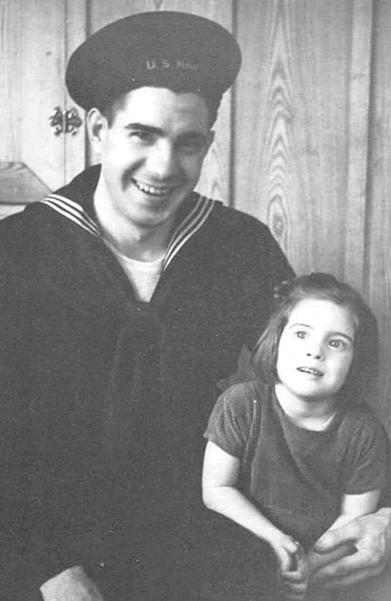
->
[146, 59, 170, 70]
[145, 59, 200, 71]
[176, 60, 199, 71]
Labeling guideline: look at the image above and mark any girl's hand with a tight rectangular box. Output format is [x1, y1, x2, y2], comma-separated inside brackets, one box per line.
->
[271, 533, 302, 572]
[278, 541, 309, 601]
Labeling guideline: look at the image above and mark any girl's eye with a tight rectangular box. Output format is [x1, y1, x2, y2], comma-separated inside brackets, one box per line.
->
[329, 339, 346, 350]
[294, 330, 306, 339]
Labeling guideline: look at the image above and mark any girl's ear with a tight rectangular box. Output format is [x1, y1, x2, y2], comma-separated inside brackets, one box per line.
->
[86, 108, 108, 153]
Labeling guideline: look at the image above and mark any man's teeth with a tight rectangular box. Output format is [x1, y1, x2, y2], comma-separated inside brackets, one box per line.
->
[298, 367, 323, 376]
[134, 180, 171, 196]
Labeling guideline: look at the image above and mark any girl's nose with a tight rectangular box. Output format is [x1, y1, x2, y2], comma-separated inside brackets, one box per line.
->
[306, 339, 324, 360]
[306, 346, 323, 360]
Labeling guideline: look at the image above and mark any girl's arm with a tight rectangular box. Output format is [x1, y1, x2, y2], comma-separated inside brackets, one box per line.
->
[202, 440, 301, 572]
[307, 489, 381, 583]
[327, 489, 381, 532]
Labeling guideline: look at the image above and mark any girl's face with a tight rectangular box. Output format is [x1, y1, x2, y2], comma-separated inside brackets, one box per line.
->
[276, 298, 355, 404]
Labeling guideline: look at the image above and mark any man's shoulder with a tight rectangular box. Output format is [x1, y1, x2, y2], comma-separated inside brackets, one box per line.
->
[0, 193, 80, 264]
[0, 198, 56, 237]
[202, 201, 281, 257]
[211, 201, 271, 234]
[0, 166, 101, 248]
[0, 209, 30, 252]
[53, 165, 100, 209]
[204, 200, 292, 278]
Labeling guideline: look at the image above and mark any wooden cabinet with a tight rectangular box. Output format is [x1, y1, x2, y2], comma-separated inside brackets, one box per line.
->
[0, 0, 87, 191]
[0, 0, 87, 213]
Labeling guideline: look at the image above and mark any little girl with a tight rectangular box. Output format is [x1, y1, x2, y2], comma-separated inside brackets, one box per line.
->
[202, 273, 388, 600]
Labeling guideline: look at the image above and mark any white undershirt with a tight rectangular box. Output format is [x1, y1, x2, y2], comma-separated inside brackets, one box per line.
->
[105, 240, 164, 302]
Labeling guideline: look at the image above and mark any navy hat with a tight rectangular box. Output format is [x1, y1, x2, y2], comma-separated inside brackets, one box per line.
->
[66, 11, 241, 114]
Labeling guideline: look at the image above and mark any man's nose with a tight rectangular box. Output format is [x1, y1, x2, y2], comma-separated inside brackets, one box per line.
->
[147, 142, 177, 178]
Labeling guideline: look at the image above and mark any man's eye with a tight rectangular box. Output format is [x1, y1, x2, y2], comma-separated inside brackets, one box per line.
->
[177, 137, 205, 154]
[130, 131, 154, 143]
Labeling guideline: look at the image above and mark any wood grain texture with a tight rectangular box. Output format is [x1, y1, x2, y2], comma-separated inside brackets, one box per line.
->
[0, 0, 87, 191]
[0, 0, 22, 162]
[20, 0, 67, 190]
[64, 0, 87, 184]
[344, 0, 373, 290]
[234, 0, 352, 275]
[233, 0, 391, 429]
[365, 0, 391, 426]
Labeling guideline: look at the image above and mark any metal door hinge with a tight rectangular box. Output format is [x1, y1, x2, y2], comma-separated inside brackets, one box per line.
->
[49, 106, 83, 135]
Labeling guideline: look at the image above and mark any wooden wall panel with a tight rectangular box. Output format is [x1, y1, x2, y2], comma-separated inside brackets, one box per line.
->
[87, 0, 234, 202]
[234, 0, 353, 276]
[366, 0, 391, 427]
[64, 0, 88, 184]
[0, 0, 79, 202]
[20, 0, 68, 189]
[0, 0, 22, 162]
[343, 0, 373, 291]
[0, 0, 87, 193]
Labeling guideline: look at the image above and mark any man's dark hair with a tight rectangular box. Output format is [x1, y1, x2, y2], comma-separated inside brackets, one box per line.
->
[99, 84, 219, 128]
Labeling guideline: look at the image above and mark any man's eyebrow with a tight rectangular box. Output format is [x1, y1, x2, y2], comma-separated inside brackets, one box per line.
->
[124, 122, 163, 135]
[178, 131, 209, 140]
[124, 123, 208, 140]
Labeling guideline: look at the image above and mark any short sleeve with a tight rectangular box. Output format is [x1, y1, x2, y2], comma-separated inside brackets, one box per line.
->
[344, 410, 388, 495]
[204, 382, 257, 458]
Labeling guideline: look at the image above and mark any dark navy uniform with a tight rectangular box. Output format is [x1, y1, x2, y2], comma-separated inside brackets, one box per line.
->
[0, 11, 293, 600]
[0, 165, 292, 599]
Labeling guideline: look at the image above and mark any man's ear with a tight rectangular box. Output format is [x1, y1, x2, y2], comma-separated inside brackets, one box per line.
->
[86, 108, 107, 153]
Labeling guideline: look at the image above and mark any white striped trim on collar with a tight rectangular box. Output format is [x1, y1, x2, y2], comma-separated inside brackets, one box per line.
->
[41, 194, 101, 237]
[163, 195, 216, 270]
[40, 193, 218, 270]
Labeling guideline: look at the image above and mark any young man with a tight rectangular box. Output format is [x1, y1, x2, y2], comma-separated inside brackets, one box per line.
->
[0, 11, 389, 601]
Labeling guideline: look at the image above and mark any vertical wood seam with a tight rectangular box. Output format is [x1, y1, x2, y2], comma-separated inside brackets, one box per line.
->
[344, 0, 373, 290]
[229, 0, 238, 208]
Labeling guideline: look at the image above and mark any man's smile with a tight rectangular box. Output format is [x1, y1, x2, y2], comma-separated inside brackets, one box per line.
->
[133, 178, 177, 197]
